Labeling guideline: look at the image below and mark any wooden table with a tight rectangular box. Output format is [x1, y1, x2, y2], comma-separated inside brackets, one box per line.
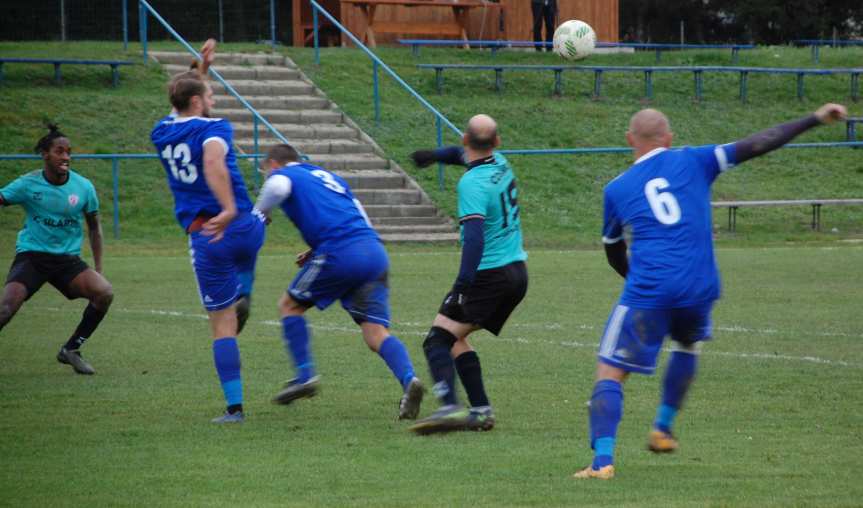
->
[340, 0, 504, 48]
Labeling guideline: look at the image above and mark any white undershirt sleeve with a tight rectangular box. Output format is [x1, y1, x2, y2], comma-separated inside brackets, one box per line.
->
[254, 174, 292, 215]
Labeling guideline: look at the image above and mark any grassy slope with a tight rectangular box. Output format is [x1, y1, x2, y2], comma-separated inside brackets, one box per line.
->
[1, 42, 862, 250]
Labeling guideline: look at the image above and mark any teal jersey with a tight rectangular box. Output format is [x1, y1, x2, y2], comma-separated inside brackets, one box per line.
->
[457, 152, 527, 270]
[0, 169, 99, 256]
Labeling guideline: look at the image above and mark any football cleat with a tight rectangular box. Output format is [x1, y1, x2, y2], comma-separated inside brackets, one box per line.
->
[465, 406, 496, 431]
[272, 375, 320, 405]
[572, 465, 615, 480]
[408, 405, 470, 435]
[398, 377, 426, 420]
[211, 411, 245, 424]
[647, 429, 679, 453]
[56, 347, 95, 375]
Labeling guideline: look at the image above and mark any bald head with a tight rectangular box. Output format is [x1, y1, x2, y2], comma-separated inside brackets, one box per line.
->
[465, 114, 499, 151]
[626, 109, 673, 157]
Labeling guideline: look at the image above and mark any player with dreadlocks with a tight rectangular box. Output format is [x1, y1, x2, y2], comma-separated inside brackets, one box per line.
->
[0, 124, 114, 375]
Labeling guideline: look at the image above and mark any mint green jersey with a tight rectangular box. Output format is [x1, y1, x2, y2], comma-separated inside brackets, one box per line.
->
[457, 152, 527, 270]
[0, 169, 99, 255]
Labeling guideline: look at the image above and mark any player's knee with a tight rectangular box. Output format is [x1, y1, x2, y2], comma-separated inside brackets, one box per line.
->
[279, 293, 307, 316]
[96, 284, 114, 309]
[361, 322, 388, 352]
[423, 326, 457, 353]
[236, 296, 251, 334]
[671, 341, 702, 355]
[0, 286, 26, 327]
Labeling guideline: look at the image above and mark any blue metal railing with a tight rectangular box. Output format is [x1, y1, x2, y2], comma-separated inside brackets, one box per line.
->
[137, 0, 299, 172]
[0, 153, 265, 240]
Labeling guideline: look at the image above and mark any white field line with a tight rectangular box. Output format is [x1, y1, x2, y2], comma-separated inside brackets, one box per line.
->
[32, 306, 861, 369]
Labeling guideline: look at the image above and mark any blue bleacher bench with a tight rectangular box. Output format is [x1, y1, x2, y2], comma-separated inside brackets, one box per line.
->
[399, 39, 755, 63]
[0, 58, 135, 88]
[712, 199, 863, 232]
[417, 63, 863, 102]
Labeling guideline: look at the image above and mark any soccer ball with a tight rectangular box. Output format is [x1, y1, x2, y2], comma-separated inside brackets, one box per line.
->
[553, 20, 596, 61]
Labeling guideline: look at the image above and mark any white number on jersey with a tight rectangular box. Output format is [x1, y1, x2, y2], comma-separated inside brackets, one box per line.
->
[160, 143, 198, 184]
[353, 198, 372, 227]
[644, 177, 681, 225]
[311, 169, 346, 194]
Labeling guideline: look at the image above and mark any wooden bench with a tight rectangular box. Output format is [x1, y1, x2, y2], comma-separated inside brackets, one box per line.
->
[0, 58, 134, 88]
[712, 199, 863, 231]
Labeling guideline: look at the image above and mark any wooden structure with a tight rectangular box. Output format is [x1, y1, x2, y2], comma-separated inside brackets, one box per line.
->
[293, 0, 619, 47]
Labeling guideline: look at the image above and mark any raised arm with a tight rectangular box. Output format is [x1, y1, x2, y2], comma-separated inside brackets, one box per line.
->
[410, 146, 467, 168]
[84, 212, 104, 274]
[190, 38, 217, 78]
[732, 103, 847, 164]
[201, 140, 236, 242]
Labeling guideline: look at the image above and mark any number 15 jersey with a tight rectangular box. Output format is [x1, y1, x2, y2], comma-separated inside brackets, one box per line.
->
[151, 114, 253, 231]
[458, 152, 527, 271]
[602, 144, 738, 309]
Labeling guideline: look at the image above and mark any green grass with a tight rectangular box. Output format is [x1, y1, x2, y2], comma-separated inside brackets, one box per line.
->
[1, 246, 861, 506]
[2, 42, 863, 248]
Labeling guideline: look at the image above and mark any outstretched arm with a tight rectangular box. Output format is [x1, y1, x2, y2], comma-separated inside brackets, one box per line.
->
[410, 146, 467, 168]
[190, 38, 217, 78]
[84, 212, 104, 274]
[732, 103, 847, 164]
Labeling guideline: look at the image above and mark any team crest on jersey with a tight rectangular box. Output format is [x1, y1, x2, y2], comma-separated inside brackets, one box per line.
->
[32, 192, 42, 201]
[68, 194, 79, 207]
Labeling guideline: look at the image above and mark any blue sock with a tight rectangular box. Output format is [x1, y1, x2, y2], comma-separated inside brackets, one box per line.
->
[589, 379, 623, 469]
[212, 337, 242, 410]
[282, 316, 315, 383]
[378, 336, 416, 389]
[655, 350, 698, 433]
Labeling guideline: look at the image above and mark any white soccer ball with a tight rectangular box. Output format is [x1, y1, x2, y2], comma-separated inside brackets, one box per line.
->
[553, 20, 596, 61]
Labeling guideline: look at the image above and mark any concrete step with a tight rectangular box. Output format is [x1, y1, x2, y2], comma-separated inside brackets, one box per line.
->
[236, 138, 373, 155]
[216, 108, 343, 125]
[372, 216, 451, 226]
[150, 51, 291, 67]
[233, 123, 357, 140]
[380, 232, 460, 243]
[163, 63, 300, 80]
[354, 189, 423, 205]
[375, 224, 456, 234]
[211, 80, 314, 96]
[362, 204, 438, 217]
[214, 94, 330, 110]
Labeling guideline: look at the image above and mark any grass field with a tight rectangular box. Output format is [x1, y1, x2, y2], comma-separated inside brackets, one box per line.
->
[1, 245, 861, 506]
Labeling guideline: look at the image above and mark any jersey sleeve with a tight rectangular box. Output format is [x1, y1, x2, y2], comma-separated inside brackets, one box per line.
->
[0, 175, 29, 205]
[602, 188, 623, 244]
[255, 174, 292, 215]
[202, 120, 233, 153]
[457, 173, 487, 221]
[689, 144, 738, 183]
[84, 180, 100, 214]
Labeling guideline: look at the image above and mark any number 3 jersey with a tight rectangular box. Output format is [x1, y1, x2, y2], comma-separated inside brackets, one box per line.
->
[602, 144, 738, 308]
[458, 152, 527, 271]
[255, 162, 380, 252]
[150, 114, 253, 230]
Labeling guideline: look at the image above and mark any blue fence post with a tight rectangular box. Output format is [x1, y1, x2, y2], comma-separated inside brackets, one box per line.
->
[739, 70, 748, 103]
[313, 7, 320, 65]
[644, 70, 653, 100]
[111, 158, 120, 239]
[436, 116, 444, 191]
[269, 0, 277, 49]
[694, 70, 703, 101]
[253, 115, 260, 189]
[139, 1, 148, 64]
[373, 60, 380, 126]
[851, 73, 859, 102]
[122, 0, 128, 51]
[796, 73, 804, 100]
[593, 70, 602, 99]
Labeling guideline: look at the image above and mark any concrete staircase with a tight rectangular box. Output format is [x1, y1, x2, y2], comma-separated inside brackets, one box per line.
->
[149, 51, 457, 243]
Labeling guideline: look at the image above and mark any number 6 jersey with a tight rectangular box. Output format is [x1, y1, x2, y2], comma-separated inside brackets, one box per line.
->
[151, 114, 253, 230]
[602, 144, 738, 308]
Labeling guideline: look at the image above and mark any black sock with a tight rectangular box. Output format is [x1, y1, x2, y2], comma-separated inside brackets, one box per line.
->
[64, 303, 107, 351]
[423, 327, 458, 406]
[455, 351, 490, 408]
[227, 403, 243, 415]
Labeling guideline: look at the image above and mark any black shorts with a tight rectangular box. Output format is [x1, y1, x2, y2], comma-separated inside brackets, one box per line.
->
[439, 260, 528, 336]
[6, 251, 90, 300]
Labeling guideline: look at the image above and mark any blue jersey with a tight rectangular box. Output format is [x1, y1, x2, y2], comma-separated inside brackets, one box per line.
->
[602, 145, 737, 309]
[150, 114, 253, 230]
[259, 162, 379, 252]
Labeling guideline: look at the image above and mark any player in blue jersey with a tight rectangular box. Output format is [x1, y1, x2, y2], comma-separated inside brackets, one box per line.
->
[0, 124, 114, 375]
[406, 114, 528, 434]
[253, 144, 425, 420]
[574, 103, 847, 480]
[150, 40, 265, 423]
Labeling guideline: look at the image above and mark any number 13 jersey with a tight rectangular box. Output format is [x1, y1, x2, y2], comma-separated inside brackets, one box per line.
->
[602, 144, 738, 308]
[151, 114, 253, 231]
[458, 152, 528, 271]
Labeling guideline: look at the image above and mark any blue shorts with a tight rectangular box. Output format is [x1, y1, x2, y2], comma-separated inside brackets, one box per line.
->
[289, 240, 391, 327]
[597, 301, 715, 375]
[189, 211, 265, 312]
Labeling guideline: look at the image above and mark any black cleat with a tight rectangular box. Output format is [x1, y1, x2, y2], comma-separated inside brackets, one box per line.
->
[272, 376, 320, 405]
[56, 347, 95, 375]
[465, 406, 496, 431]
